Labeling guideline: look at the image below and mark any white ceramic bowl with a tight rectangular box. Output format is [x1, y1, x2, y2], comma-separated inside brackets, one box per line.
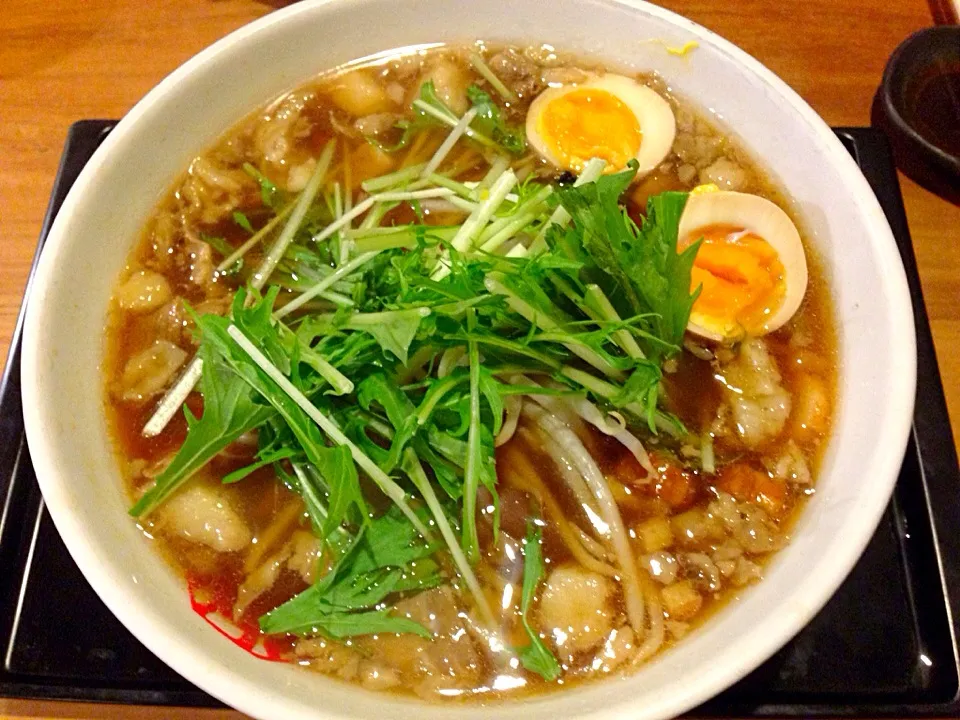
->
[21, 1, 916, 718]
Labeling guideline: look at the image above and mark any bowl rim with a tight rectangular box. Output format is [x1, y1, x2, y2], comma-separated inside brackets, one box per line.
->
[878, 25, 960, 177]
[20, 1, 917, 718]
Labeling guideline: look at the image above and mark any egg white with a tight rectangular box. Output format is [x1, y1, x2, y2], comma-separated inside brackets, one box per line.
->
[525, 73, 676, 176]
[678, 190, 809, 342]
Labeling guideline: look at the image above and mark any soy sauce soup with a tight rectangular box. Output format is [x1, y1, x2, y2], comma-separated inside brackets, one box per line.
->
[104, 43, 835, 701]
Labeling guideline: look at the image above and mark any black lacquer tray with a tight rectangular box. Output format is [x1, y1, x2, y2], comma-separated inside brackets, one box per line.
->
[1, 121, 958, 715]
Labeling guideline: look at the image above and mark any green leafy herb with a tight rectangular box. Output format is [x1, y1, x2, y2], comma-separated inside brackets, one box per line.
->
[634, 191, 702, 349]
[243, 162, 282, 209]
[466, 85, 526, 155]
[376, 82, 525, 157]
[131, 133, 713, 674]
[313, 444, 368, 541]
[356, 308, 428, 365]
[375, 81, 452, 152]
[517, 521, 562, 681]
[129, 342, 276, 518]
[611, 361, 663, 432]
[294, 608, 429, 639]
[260, 507, 441, 638]
[222, 448, 296, 484]
[357, 373, 419, 472]
[200, 232, 235, 259]
[553, 161, 701, 359]
[192, 293, 367, 543]
[233, 211, 255, 233]
[461, 308, 498, 563]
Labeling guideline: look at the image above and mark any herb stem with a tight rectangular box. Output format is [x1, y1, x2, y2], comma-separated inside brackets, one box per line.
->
[217, 202, 295, 272]
[296, 342, 354, 395]
[312, 188, 455, 245]
[225, 324, 432, 540]
[412, 99, 497, 148]
[477, 207, 544, 255]
[462, 308, 483, 564]
[349, 231, 421, 253]
[560, 365, 680, 437]
[477, 155, 511, 191]
[485, 274, 624, 380]
[476, 184, 552, 247]
[332, 182, 349, 266]
[529, 156, 607, 254]
[291, 463, 332, 523]
[422, 107, 479, 178]
[433, 170, 518, 280]
[361, 163, 427, 193]
[347, 307, 432, 326]
[141, 356, 204, 438]
[415, 374, 463, 425]
[584, 284, 646, 360]
[449, 332, 562, 370]
[425, 172, 477, 199]
[468, 52, 517, 102]
[252, 140, 336, 291]
[274, 251, 378, 320]
[402, 449, 495, 626]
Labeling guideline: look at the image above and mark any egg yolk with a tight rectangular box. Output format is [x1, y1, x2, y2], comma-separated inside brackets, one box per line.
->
[686, 225, 786, 336]
[537, 88, 642, 172]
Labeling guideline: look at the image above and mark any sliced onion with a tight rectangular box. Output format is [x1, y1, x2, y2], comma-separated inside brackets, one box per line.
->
[604, 411, 628, 433]
[233, 545, 292, 619]
[613, 428, 657, 480]
[495, 395, 522, 447]
[509, 432, 620, 578]
[523, 414, 603, 534]
[419, 198, 471, 215]
[509, 373, 657, 478]
[628, 576, 665, 667]
[506, 374, 580, 428]
[437, 346, 466, 378]
[683, 339, 715, 361]
[575, 526, 615, 561]
[700, 432, 716, 474]
[523, 402, 647, 637]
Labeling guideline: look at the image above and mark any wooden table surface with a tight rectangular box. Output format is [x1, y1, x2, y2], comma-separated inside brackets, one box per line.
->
[1, 0, 958, 718]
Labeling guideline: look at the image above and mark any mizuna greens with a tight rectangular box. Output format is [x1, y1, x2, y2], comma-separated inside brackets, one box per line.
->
[130, 125, 700, 677]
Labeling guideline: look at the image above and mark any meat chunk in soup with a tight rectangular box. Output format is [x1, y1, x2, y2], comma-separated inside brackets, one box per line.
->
[716, 337, 791, 448]
[160, 482, 251, 553]
[365, 586, 487, 698]
[538, 565, 616, 657]
[116, 339, 187, 402]
[114, 269, 171, 313]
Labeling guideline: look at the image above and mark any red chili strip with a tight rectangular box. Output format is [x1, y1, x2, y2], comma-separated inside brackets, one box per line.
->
[187, 573, 287, 662]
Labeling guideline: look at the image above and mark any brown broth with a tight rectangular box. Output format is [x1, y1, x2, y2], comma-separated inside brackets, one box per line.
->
[104, 43, 837, 701]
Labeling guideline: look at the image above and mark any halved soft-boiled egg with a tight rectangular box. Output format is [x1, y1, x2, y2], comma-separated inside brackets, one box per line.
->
[526, 74, 676, 176]
[678, 190, 808, 343]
